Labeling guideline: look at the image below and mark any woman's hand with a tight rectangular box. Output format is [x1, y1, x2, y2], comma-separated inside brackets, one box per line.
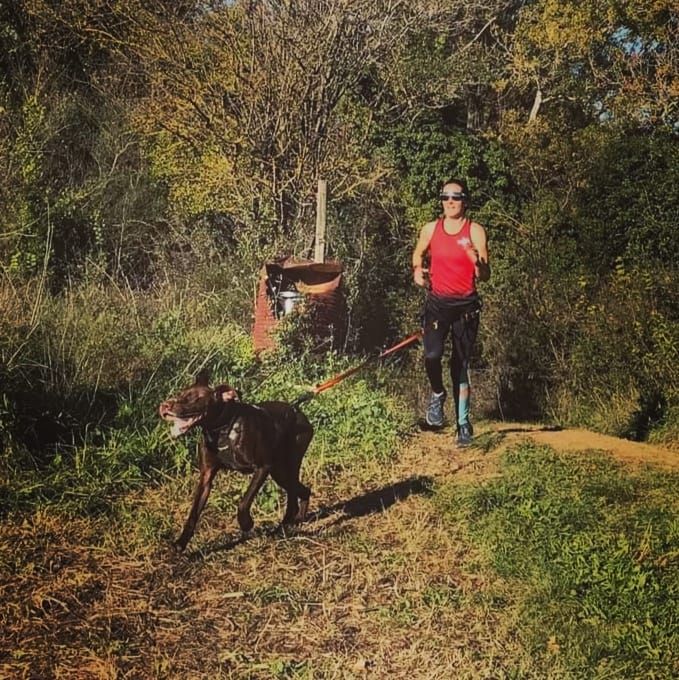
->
[464, 244, 480, 266]
[413, 265, 428, 287]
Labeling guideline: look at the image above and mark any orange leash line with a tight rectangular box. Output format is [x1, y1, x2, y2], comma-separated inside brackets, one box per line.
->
[311, 331, 422, 396]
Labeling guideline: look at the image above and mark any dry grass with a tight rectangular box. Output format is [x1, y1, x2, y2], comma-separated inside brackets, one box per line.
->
[1, 425, 529, 680]
[5, 423, 674, 678]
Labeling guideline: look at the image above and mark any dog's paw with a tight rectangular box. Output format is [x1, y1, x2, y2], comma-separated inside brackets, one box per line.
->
[172, 538, 188, 553]
[295, 499, 310, 523]
[237, 512, 254, 533]
[158, 540, 187, 562]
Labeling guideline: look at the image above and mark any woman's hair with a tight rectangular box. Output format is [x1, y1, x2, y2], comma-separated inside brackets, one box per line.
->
[441, 177, 470, 208]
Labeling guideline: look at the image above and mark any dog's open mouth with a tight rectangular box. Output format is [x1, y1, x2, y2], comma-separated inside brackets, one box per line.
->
[162, 413, 203, 438]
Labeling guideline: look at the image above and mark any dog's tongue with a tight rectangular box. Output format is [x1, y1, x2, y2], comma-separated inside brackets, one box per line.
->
[170, 421, 185, 438]
[169, 415, 201, 438]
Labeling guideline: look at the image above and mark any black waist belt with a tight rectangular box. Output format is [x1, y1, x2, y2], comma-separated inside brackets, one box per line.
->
[426, 293, 482, 318]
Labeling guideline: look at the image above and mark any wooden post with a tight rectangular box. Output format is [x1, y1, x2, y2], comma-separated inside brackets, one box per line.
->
[315, 179, 327, 263]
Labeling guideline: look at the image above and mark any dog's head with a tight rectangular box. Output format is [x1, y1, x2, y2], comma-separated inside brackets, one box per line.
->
[159, 369, 239, 438]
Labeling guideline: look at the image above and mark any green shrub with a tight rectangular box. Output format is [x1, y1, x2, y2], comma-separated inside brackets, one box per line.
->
[559, 265, 678, 444]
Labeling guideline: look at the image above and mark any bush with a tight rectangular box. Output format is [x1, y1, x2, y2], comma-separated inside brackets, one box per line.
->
[558, 265, 678, 444]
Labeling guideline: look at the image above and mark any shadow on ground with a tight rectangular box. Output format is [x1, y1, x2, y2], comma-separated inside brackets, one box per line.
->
[494, 425, 563, 434]
[187, 475, 434, 559]
[308, 474, 434, 522]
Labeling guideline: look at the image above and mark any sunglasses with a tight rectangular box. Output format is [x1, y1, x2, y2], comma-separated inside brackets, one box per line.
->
[440, 192, 466, 202]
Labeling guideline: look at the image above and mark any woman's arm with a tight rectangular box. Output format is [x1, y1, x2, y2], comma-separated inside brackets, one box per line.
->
[412, 221, 436, 287]
[470, 222, 490, 282]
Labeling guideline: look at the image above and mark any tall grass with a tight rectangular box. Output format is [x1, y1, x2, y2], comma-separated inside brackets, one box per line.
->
[0, 272, 411, 517]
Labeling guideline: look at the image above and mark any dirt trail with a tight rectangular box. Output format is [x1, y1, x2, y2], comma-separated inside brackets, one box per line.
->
[400, 422, 678, 484]
[493, 422, 679, 469]
[1, 421, 676, 679]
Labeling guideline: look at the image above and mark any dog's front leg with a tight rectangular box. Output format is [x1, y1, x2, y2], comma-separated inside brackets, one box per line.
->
[237, 466, 270, 533]
[175, 463, 218, 551]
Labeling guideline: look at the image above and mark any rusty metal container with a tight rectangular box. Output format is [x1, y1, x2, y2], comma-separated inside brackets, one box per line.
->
[252, 256, 346, 353]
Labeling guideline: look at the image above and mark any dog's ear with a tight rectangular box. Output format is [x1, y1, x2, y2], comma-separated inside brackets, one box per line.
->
[195, 368, 210, 387]
[214, 384, 240, 402]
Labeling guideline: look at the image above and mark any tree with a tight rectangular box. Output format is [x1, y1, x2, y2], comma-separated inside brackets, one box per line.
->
[492, 0, 678, 128]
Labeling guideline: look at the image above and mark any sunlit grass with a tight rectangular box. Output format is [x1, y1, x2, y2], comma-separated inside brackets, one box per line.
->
[2, 275, 678, 678]
[434, 443, 679, 678]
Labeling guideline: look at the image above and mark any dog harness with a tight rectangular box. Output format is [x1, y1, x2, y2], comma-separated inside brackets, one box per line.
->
[207, 403, 272, 472]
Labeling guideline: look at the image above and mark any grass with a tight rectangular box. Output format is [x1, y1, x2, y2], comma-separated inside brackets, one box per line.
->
[434, 444, 679, 679]
[3, 430, 677, 678]
[2, 276, 678, 677]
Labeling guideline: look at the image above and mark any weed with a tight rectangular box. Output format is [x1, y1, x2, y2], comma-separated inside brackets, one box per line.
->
[421, 583, 462, 610]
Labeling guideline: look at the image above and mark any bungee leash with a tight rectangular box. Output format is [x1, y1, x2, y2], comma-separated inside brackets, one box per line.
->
[292, 331, 422, 407]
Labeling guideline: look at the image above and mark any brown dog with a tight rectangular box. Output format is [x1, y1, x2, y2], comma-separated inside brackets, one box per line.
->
[159, 369, 313, 551]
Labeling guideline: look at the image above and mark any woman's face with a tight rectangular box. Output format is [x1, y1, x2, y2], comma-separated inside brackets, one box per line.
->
[440, 182, 466, 219]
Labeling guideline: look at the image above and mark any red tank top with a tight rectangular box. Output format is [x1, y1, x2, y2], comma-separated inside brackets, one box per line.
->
[429, 218, 476, 297]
